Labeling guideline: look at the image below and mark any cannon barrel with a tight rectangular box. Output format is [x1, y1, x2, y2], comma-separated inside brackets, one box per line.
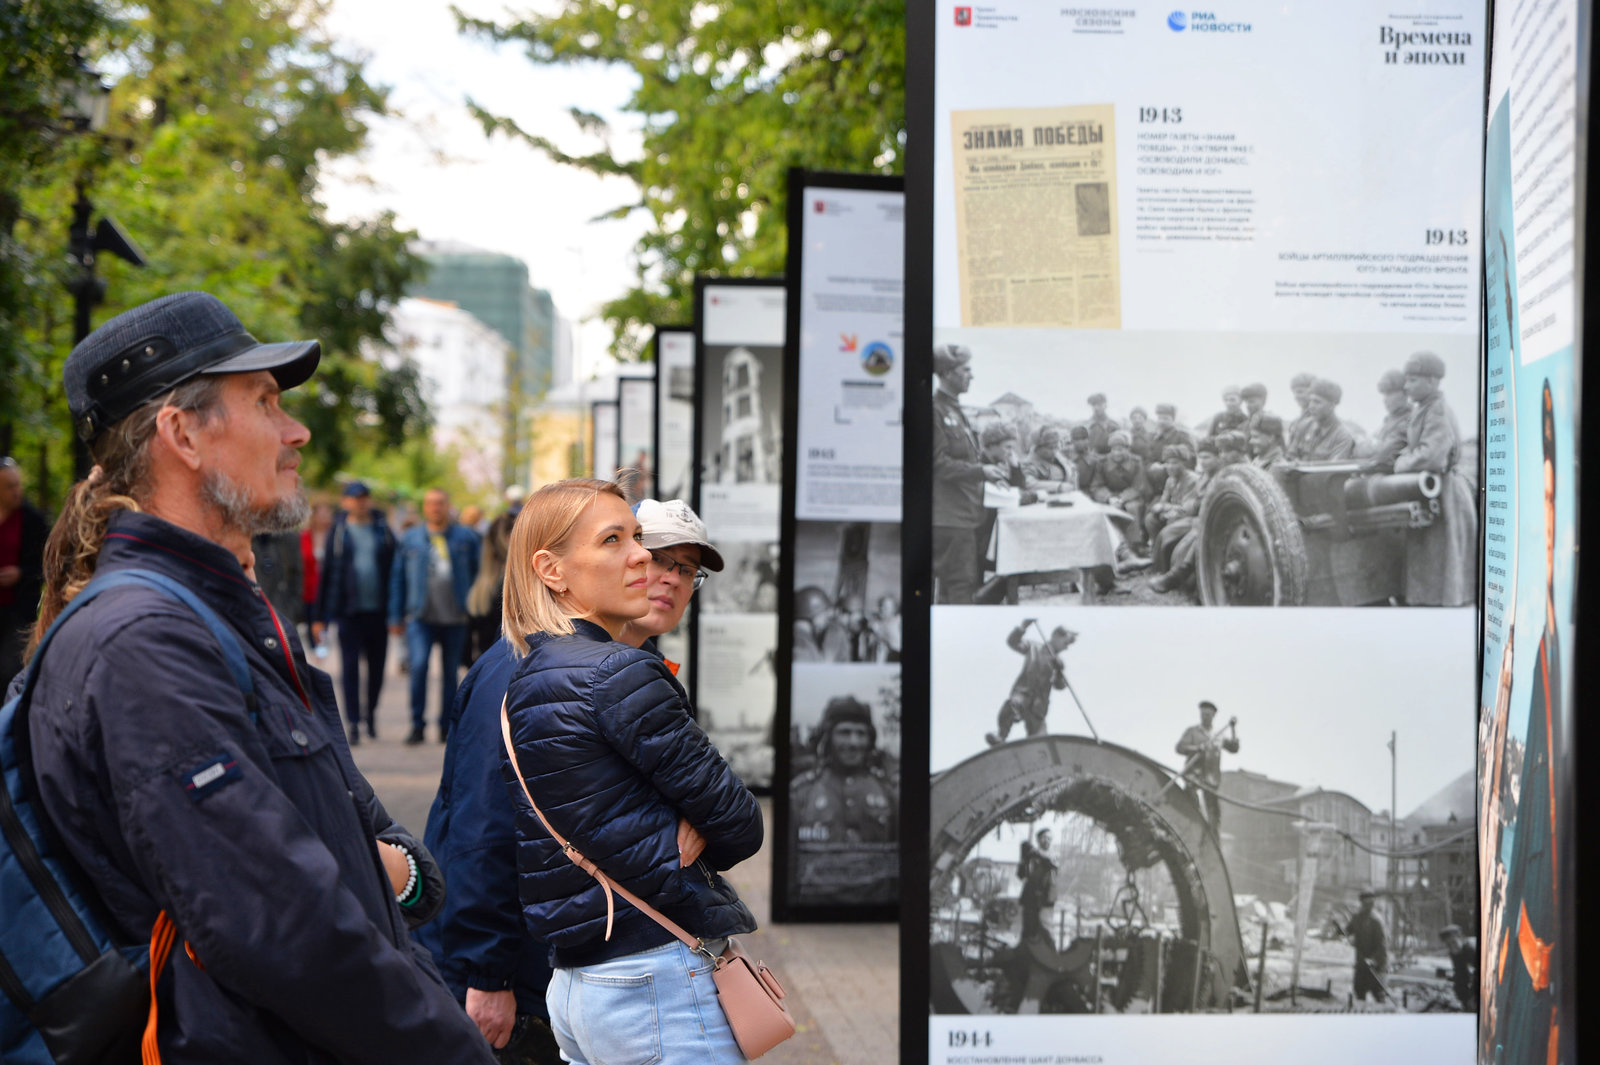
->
[1342, 471, 1441, 509]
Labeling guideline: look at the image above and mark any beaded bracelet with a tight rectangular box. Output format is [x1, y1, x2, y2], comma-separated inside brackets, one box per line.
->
[396, 848, 421, 907]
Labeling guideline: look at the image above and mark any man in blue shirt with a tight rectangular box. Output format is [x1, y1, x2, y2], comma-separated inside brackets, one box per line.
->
[389, 487, 479, 744]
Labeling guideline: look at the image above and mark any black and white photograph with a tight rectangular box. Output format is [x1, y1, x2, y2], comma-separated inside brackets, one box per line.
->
[786, 663, 901, 908]
[930, 329, 1478, 608]
[696, 538, 780, 615]
[698, 343, 785, 487]
[654, 329, 696, 504]
[927, 606, 1475, 1017]
[697, 614, 778, 787]
[791, 521, 902, 664]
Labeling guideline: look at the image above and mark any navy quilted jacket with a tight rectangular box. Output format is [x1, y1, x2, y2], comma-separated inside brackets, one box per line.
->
[503, 620, 761, 968]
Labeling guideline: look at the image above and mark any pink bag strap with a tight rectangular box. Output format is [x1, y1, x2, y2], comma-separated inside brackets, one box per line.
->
[499, 699, 717, 961]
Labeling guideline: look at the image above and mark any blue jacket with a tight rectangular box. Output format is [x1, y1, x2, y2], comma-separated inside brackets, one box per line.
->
[314, 508, 396, 622]
[504, 620, 762, 968]
[22, 512, 491, 1065]
[389, 522, 479, 626]
[414, 639, 553, 1013]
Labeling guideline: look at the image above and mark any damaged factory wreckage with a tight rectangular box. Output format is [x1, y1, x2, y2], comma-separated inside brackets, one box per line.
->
[928, 733, 1474, 1016]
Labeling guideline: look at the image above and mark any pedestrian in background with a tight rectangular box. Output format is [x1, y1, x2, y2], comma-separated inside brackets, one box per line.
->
[500, 479, 762, 1065]
[314, 481, 395, 744]
[0, 456, 47, 688]
[390, 486, 480, 744]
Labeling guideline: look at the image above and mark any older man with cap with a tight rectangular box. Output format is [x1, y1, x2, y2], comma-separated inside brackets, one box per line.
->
[1084, 392, 1121, 454]
[416, 497, 723, 1062]
[313, 478, 396, 743]
[1394, 351, 1476, 606]
[987, 619, 1076, 746]
[15, 292, 492, 1064]
[1175, 700, 1238, 834]
[1288, 378, 1356, 461]
[1360, 369, 1412, 474]
[933, 344, 1005, 603]
[1438, 923, 1478, 1011]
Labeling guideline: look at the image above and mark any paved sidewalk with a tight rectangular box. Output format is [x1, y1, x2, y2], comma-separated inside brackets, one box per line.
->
[342, 651, 900, 1065]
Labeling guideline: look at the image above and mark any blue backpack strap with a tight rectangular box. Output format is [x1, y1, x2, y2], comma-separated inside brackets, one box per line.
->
[13, 569, 256, 721]
[97, 570, 256, 717]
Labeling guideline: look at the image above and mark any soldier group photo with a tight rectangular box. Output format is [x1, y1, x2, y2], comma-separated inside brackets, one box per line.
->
[931, 339, 1478, 607]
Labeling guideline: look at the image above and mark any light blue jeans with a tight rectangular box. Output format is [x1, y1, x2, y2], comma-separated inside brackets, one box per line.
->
[546, 940, 746, 1065]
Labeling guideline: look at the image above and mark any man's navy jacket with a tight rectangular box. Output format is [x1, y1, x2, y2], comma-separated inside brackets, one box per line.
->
[24, 512, 492, 1065]
[413, 638, 553, 1013]
[312, 508, 395, 622]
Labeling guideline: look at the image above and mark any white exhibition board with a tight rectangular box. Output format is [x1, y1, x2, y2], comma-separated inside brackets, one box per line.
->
[777, 177, 906, 917]
[921, 2, 1484, 1061]
[696, 281, 787, 788]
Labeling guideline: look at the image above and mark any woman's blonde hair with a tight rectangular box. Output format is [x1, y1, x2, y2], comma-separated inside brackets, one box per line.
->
[502, 478, 629, 655]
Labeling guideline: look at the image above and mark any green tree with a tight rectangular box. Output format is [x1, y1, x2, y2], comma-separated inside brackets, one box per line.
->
[0, 0, 108, 460]
[4, 0, 428, 508]
[459, 0, 905, 358]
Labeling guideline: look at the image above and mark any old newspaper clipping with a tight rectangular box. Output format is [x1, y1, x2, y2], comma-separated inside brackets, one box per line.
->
[952, 104, 1121, 329]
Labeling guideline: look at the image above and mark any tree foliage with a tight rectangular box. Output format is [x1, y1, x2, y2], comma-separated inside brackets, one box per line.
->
[2, 0, 428, 508]
[459, 0, 905, 358]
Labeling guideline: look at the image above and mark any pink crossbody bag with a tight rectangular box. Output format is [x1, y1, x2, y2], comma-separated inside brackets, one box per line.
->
[499, 700, 796, 1059]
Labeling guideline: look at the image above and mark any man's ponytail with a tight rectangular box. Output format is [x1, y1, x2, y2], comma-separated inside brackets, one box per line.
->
[25, 377, 225, 659]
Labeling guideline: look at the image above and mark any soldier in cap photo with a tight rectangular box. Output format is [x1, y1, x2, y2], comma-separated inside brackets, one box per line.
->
[1288, 378, 1356, 461]
[1144, 443, 1200, 548]
[1287, 371, 1318, 451]
[933, 344, 1006, 604]
[1341, 889, 1389, 1003]
[1360, 369, 1412, 474]
[1248, 413, 1288, 469]
[986, 619, 1076, 746]
[1084, 392, 1121, 455]
[1022, 424, 1078, 494]
[1067, 424, 1100, 489]
[1126, 405, 1156, 464]
[1438, 923, 1478, 1012]
[19, 292, 492, 1063]
[1393, 351, 1476, 606]
[1175, 700, 1239, 833]
[1145, 402, 1191, 494]
[1205, 384, 1248, 439]
[1089, 430, 1151, 548]
[793, 584, 853, 663]
[1240, 382, 1272, 436]
[790, 695, 898, 904]
[1214, 429, 1249, 468]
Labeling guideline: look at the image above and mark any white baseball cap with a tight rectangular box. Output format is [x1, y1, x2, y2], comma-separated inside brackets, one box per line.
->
[633, 498, 725, 572]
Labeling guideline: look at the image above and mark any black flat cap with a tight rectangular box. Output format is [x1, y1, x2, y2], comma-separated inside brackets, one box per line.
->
[65, 291, 320, 441]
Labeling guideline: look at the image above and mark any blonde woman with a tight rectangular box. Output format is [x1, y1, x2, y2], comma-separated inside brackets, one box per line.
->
[501, 478, 762, 1065]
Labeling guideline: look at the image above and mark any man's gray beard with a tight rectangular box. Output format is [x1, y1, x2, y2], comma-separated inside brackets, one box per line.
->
[201, 469, 310, 535]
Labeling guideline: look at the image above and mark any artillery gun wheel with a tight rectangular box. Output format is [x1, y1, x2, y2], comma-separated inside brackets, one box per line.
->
[1196, 465, 1308, 606]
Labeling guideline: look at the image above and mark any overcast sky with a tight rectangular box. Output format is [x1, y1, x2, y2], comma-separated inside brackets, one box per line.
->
[319, 0, 649, 378]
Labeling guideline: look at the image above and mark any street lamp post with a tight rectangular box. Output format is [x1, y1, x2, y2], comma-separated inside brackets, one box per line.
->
[60, 61, 145, 479]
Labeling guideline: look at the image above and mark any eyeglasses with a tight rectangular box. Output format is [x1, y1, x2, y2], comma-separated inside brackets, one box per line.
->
[647, 548, 708, 590]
